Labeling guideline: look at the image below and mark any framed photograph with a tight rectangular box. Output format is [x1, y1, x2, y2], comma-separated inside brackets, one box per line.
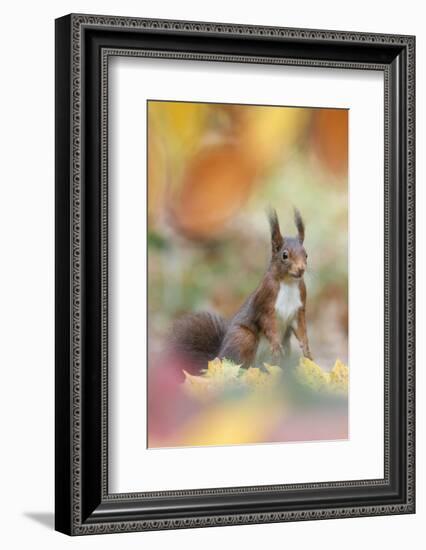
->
[55, 14, 415, 535]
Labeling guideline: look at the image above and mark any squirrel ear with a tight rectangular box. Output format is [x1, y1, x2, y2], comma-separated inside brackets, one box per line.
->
[268, 208, 284, 254]
[294, 208, 305, 244]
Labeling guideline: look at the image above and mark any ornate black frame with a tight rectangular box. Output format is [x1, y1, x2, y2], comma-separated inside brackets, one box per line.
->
[55, 13, 415, 535]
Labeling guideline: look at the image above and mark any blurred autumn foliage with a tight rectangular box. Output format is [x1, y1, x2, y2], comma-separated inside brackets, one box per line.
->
[147, 100, 349, 449]
[148, 356, 348, 448]
[147, 101, 344, 239]
[147, 100, 348, 368]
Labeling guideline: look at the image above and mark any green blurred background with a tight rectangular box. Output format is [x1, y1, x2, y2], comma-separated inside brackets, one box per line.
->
[147, 100, 348, 369]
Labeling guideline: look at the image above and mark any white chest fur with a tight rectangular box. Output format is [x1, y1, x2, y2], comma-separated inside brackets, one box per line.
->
[255, 281, 302, 363]
[274, 281, 302, 327]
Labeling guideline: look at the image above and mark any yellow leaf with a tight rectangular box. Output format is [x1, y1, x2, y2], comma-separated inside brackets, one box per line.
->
[241, 367, 268, 389]
[297, 357, 349, 394]
[182, 358, 282, 401]
[240, 364, 282, 391]
[329, 359, 349, 394]
[204, 357, 242, 381]
[297, 357, 330, 391]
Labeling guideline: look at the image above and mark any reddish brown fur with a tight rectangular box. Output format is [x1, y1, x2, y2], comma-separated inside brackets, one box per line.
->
[217, 209, 312, 365]
[292, 280, 312, 359]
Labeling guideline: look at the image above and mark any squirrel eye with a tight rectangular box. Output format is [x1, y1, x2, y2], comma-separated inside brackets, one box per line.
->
[282, 250, 289, 261]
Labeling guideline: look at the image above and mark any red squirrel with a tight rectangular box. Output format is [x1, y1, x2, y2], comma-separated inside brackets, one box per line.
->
[173, 208, 312, 370]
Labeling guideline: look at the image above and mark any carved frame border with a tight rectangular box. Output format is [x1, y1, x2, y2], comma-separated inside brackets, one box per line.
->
[55, 13, 415, 535]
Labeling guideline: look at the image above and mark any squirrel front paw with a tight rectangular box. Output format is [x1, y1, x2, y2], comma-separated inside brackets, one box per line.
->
[271, 343, 285, 360]
[303, 348, 313, 360]
[298, 340, 313, 360]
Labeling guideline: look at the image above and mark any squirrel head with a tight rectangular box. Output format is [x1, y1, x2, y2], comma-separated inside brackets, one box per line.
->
[268, 208, 308, 282]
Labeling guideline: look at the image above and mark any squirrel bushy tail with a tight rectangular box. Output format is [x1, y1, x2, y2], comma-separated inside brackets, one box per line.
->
[172, 312, 228, 369]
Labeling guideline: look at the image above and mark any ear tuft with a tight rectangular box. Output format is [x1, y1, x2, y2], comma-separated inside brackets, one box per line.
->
[267, 208, 283, 254]
[294, 208, 305, 243]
